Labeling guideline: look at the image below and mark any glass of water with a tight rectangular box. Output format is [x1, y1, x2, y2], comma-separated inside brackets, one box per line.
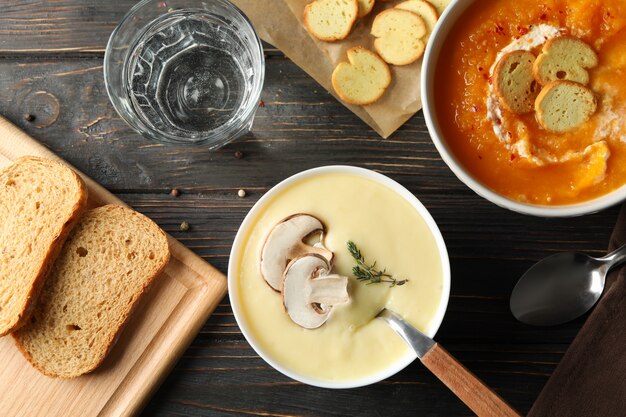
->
[104, 0, 265, 148]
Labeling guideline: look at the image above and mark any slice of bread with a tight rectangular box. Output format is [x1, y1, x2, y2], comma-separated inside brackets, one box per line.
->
[332, 46, 392, 105]
[535, 81, 597, 133]
[371, 9, 427, 66]
[0, 157, 87, 337]
[13, 205, 170, 378]
[494, 50, 540, 114]
[396, 0, 439, 34]
[304, 0, 359, 42]
[357, 0, 375, 18]
[533, 36, 598, 85]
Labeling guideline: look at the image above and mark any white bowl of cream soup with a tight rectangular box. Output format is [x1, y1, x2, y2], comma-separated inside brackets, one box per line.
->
[228, 166, 450, 388]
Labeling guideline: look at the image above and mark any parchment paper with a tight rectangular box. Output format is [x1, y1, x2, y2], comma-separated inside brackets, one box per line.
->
[232, 0, 451, 138]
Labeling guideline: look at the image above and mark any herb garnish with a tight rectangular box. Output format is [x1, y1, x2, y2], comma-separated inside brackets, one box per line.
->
[347, 241, 408, 287]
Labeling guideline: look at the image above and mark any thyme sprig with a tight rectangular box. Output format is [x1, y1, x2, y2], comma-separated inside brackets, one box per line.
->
[347, 241, 408, 287]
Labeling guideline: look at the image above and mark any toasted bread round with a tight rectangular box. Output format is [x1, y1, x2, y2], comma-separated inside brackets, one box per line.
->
[357, 0, 375, 18]
[0, 157, 87, 337]
[372, 9, 427, 66]
[533, 36, 598, 85]
[304, 0, 359, 42]
[494, 50, 540, 114]
[396, 0, 439, 34]
[332, 47, 392, 105]
[13, 205, 170, 378]
[535, 81, 597, 133]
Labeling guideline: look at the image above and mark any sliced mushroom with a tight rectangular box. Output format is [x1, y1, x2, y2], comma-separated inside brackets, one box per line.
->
[260, 214, 333, 291]
[282, 254, 349, 329]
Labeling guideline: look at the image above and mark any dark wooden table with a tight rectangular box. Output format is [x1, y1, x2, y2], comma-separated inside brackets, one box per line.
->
[1, 2, 618, 416]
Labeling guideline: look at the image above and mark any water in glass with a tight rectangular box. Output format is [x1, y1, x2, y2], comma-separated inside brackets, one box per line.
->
[124, 10, 256, 141]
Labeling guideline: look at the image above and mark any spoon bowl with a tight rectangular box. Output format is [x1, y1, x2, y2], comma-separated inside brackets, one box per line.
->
[510, 244, 626, 326]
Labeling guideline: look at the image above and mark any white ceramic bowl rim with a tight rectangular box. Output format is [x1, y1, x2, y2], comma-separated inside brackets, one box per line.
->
[228, 166, 451, 389]
[421, 0, 626, 218]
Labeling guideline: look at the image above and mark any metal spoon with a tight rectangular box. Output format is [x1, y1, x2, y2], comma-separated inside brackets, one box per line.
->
[510, 244, 626, 326]
[377, 309, 520, 417]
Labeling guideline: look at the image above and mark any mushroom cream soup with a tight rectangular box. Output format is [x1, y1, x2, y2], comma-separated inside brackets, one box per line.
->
[234, 173, 445, 382]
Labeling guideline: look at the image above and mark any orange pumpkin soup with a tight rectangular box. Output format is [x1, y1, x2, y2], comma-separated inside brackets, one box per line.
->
[436, 0, 626, 205]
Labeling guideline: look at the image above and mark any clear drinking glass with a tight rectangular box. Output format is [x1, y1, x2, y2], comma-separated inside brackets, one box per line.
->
[104, 0, 265, 148]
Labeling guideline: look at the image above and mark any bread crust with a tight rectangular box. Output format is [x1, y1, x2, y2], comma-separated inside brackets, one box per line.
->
[372, 8, 427, 66]
[357, 0, 375, 18]
[303, 0, 359, 42]
[532, 36, 598, 86]
[0, 156, 88, 336]
[13, 205, 170, 378]
[493, 50, 539, 114]
[396, 0, 439, 33]
[535, 80, 597, 133]
[331, 46, 392, 105]
[13, 251, 170, 379]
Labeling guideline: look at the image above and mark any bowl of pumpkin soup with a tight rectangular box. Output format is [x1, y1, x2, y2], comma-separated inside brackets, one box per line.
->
[422, 0, 626, 216]
[228, 166, 450, 388]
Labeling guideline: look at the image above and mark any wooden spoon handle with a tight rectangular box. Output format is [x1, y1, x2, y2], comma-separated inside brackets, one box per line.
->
[421, 344, 521, 417]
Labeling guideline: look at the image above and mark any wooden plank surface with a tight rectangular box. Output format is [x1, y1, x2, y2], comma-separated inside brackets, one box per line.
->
[0, 1, 619, 416]
[0, 0, 279, 55]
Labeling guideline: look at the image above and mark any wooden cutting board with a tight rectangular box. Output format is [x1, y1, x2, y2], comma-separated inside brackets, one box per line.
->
[0, 116, 228, 417]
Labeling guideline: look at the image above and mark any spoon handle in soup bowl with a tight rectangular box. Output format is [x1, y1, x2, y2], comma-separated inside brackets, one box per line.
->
[421, 344, 521, 417]
[599, 243, 626, 270]
[377, 309, 520, 417]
